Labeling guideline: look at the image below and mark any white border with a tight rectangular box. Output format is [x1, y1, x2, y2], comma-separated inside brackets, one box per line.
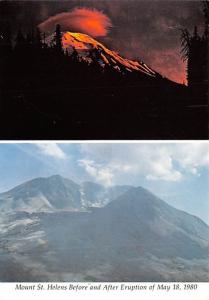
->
[0, 282, 209, 300]
[0, 140, 209, 143]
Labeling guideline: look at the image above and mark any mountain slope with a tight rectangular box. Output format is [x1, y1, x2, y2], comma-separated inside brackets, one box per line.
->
[92, 187, 209, 259]
[42, 187, 209, 281]
[1, 185, 209, 281]
[0, 175, 81, 212]
[49, 31, 158, 77]
[0, 176, 132, 213]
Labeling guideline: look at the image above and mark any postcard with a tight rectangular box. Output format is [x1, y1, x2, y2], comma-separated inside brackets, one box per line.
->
[0, 0, 208, 139]
[0, 141, 208, 299]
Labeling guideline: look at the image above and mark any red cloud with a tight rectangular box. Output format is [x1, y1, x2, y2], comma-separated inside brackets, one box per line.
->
[39, 7, 112, 37]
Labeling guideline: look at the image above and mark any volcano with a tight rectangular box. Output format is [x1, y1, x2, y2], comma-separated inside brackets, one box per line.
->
[49, 31, 158, 78]
[0, 178, 209, 281]
[0, 175, 132, 213]
[4, 27, 205, 140]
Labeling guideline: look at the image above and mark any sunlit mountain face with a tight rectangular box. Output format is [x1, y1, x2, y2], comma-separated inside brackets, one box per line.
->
[58, 31, 158, 77]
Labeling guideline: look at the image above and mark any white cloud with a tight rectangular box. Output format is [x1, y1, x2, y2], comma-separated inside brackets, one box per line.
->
[146, 155, 182, 181]
[35, 143, 67, 160]
[78, 159, 114, 186]
[78, 143, 209, 184]
[173, 143, 209, 174]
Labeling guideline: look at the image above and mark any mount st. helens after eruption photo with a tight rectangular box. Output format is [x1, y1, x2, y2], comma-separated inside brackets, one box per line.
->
[0, 142, 209, 282]
[0, 0, 208, 139]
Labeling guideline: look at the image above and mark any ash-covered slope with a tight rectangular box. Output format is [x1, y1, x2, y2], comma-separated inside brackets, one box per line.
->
[0, 175, 82, 212]
[0, 186, 209, 282]
[91, 187, 209, 260]
[0, 175, 132, 213]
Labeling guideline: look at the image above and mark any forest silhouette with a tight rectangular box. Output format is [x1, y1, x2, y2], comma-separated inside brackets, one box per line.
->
[0, 1, 208, 139]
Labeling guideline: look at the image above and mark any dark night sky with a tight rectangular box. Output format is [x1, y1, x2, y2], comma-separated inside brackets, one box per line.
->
[1, 0, 205, 83]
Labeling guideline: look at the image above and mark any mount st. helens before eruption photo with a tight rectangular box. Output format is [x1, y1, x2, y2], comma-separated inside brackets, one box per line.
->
[0, 175, 209, 282]
[0, 0, 209, 139]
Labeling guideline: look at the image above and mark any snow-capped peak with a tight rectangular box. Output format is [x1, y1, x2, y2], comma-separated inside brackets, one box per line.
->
[61, 31, 156, 76]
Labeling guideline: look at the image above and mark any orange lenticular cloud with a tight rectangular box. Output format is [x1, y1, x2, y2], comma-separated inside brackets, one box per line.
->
[39, 7, 112, 37]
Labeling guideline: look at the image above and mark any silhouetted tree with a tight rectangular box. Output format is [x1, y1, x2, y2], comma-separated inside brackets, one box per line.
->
[70, 46, 79, 62]
[181, 2, 208, 93]
[35, 27, 42, 47]
[15, 29, 26, 50]
[181, 27, 206, 86]
[203, 0, 209, 25]
[26, 30, 33, 45]
[42, 32, 48, 49]
[203, 0, 209, 93]
[54, 24, 63, 53]
[0, 22, 12, 56]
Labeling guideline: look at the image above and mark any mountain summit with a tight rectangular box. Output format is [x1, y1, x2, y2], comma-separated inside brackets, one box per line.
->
[56, 31, 158, 77]
[0, 175, 131, 213]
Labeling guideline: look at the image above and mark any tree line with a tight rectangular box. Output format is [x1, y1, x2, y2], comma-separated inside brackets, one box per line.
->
[181, 0, 209, 101]
[3, 23, 139, 108]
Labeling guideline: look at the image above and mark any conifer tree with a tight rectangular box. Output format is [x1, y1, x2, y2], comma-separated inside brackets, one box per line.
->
[54, 24, 63, 53]
[180, 2, 208, 88]
[15, 29, 26, 51]
[35, 27, 42, 47]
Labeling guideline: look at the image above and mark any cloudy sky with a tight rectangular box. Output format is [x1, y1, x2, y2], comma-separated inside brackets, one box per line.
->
[0, 142, 208, 223]
[3, 0, 205, 83]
